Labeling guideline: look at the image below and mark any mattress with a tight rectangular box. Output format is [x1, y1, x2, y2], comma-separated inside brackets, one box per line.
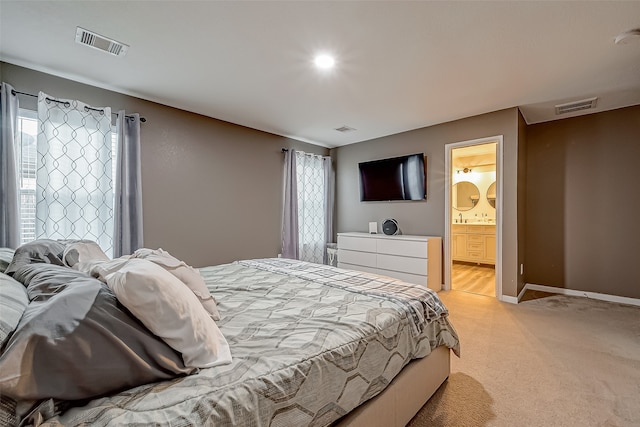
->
[34, 258, 459, 426]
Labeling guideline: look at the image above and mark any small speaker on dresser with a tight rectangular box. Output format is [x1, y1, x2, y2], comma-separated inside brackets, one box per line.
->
[381, 218, 400, 235]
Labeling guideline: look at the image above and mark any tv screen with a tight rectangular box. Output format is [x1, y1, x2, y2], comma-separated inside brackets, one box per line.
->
[359, 153, 426, 201]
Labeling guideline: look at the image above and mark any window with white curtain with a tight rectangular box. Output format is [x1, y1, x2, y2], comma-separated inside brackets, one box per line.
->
[295, 151, 327, 264]
[16, 108, 117, 250]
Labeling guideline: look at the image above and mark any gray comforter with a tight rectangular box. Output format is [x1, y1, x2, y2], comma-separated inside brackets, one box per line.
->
[0, 263, 192, 402]
[0, 240, 193, 426]
[32, 258, 459, 427]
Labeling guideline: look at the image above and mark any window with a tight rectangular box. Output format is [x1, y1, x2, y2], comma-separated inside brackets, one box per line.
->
[17, 109, 37, 244]
[295, 152, 328, 264]
[17, 109, 117, 249]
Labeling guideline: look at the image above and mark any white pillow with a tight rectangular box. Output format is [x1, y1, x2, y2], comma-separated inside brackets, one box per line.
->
[76, 258, 130, 281]
[104, 259, 232, 368]
[132, 248, 220, 320]
[63, 241, 109, 268]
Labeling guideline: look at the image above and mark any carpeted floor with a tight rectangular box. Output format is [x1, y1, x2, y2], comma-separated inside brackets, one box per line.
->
[407, 290, 640, 427]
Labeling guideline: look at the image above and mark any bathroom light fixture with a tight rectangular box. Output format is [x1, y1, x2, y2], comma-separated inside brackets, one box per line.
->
[615, 28, 640, 45]
[314, 54, 335, 69]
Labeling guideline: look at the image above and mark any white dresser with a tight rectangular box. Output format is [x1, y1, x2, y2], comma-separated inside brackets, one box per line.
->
[337, 232, 442, 291]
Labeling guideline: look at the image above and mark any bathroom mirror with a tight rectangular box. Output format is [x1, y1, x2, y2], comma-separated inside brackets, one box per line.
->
[487, 181, 497, 209]
[453, 181, 480, 211]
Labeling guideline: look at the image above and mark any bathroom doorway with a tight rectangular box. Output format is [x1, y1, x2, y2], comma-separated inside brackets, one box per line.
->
[444, 136, 502, 298]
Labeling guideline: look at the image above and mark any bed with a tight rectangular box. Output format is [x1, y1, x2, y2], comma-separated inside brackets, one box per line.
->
[0, 242, 459, 427]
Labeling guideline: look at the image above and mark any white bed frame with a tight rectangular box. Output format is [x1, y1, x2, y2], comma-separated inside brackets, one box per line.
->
[335, 345, 451, 427]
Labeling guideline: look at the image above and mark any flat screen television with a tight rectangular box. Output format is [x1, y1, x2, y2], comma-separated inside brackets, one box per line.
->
[359, 153, 426, 201]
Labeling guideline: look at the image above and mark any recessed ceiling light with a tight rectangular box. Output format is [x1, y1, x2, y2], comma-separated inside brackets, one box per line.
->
[314, 54, 335, 69]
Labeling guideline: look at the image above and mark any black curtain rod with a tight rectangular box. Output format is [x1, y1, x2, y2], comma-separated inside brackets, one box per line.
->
[281, 148, 326, 159]
[10, 89, 147, 122]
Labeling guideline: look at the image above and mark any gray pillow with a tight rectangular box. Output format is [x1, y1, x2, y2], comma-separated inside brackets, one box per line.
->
[0, 248, 15, 273]
[0, 273, 28, 351]
[3, 239, 66, 276]
[0, 263, 193, 401]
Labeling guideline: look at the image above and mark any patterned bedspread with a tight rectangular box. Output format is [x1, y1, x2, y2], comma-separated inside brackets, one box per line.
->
[38, 259, 459, 427]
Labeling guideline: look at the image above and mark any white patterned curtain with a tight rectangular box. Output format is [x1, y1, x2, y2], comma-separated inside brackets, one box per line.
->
[36, 92, 114, 255]
[295, 151, 331, 264]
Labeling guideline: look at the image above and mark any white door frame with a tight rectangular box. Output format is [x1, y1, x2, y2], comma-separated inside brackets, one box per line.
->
[444, 135, 503, 299]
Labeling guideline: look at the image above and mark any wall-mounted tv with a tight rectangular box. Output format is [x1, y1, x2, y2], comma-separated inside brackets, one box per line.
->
[359, 153, 426, 201]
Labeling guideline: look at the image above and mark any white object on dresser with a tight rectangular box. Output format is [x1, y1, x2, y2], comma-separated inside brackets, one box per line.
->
[337, 232, 442, 291]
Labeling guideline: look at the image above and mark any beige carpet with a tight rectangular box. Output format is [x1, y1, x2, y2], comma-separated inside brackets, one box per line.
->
[407, 290, 640, 427]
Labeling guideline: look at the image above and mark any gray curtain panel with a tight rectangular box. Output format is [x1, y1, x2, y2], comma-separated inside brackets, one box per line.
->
[281, 149, 299, 260]
[0, 82, 20, 249]
[323, 156, 335, 264]
[113, 111, 143, 257]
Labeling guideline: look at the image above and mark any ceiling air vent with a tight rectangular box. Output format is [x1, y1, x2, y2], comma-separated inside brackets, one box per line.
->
[555, 97, 598, 115]
[335, 125, 356, 133]
[75, 27, 129, 57]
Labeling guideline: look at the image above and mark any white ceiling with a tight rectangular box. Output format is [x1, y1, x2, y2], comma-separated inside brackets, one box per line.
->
[1, 1, 639, 148]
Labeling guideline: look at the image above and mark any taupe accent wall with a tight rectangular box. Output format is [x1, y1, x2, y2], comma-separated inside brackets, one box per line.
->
[1, 62, 328, 267]
[517, 110, 528, 296]
[526, 105, 640, 299]
[333, 108, 523, 298]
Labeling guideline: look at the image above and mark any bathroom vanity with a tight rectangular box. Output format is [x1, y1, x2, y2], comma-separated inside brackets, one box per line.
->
[452, 224, 496, 265]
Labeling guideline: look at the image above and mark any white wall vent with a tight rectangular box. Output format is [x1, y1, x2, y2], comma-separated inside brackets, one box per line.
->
[335, 125, 356, 133]
[75, 27, 129, 57]
[554, 97, 598, 115]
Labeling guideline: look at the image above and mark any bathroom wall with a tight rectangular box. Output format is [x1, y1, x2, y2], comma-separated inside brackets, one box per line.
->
[452, 168, 496, 223]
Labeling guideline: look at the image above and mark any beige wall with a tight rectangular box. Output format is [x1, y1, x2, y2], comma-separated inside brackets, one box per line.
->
[333, 108, 522, 298]
[1, 62, 328, 267]
[11, 61, 634, 300]
[525, 105, 640, 299]
[517, 110, 528, 296]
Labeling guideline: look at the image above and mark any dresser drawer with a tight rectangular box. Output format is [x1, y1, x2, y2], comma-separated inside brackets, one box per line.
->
[377, 238, 428, 258]
[337, 235, 377, 252]
[377, 253, 427, 276]
[338, 249, 376, 268]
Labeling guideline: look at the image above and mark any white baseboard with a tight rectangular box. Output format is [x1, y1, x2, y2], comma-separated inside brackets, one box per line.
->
[500, 295, 519, 304]
[500, 285, 528, 304]
[519, 283, 640, 307]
